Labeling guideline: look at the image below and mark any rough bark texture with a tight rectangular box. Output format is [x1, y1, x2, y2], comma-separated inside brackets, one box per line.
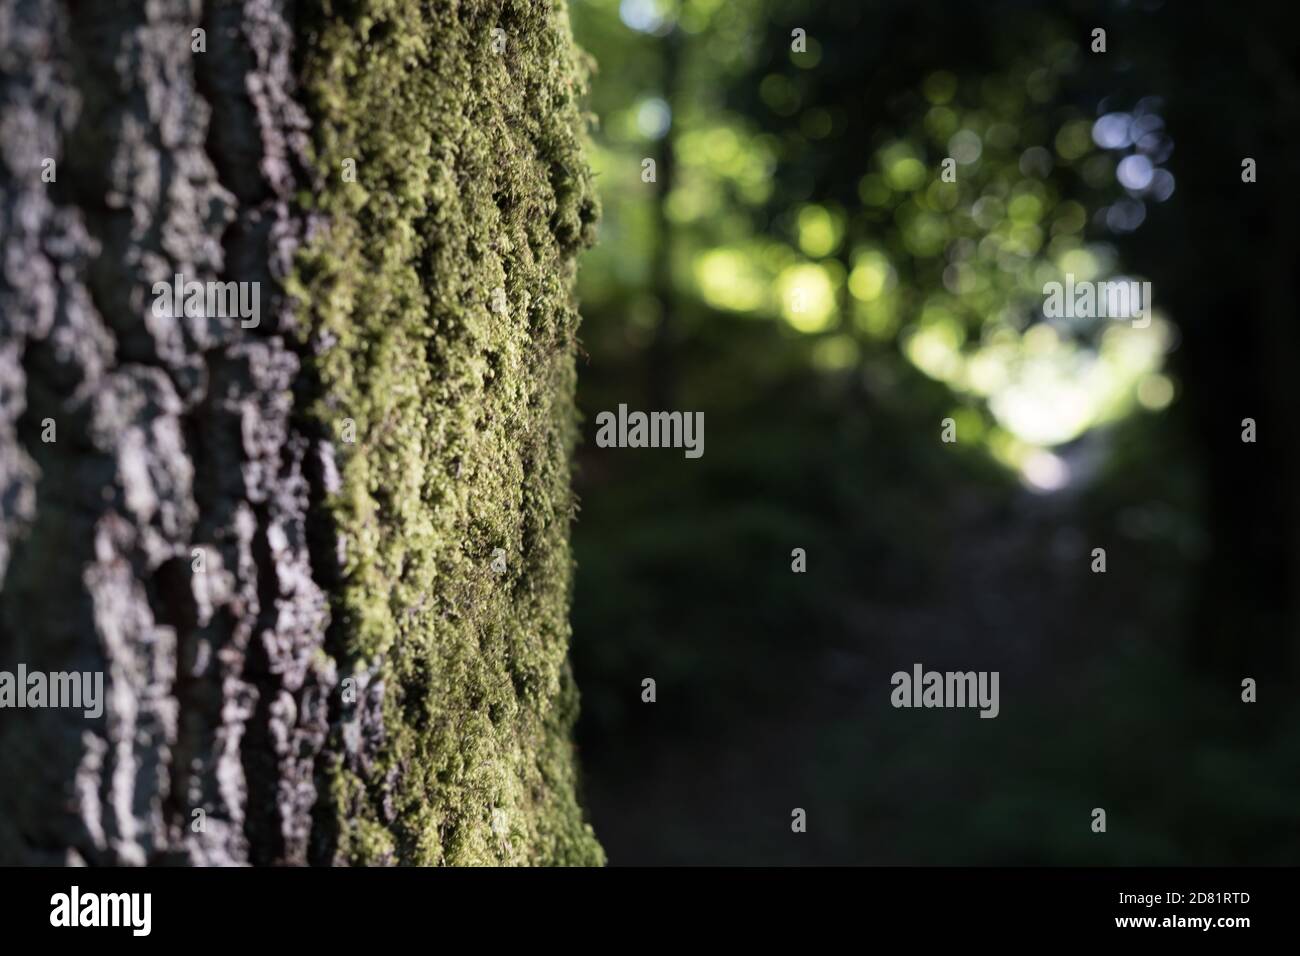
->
[0, 0, 602, 866]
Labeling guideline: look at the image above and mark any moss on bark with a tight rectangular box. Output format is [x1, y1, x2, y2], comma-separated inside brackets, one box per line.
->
[293, 0, 603, 865]
[0, 0, 596, 867]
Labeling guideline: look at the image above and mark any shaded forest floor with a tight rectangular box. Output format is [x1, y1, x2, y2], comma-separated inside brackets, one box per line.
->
[571, 318, 1299, 865]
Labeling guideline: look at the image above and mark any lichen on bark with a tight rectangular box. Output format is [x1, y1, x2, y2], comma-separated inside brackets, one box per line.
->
[0, 0, 602, 866]
[293, 0, 603, 865]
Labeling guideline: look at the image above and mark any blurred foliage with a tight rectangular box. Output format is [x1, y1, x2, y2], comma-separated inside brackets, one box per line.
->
[567, 0, 1298, 864]
[575, 0, 1182, 476]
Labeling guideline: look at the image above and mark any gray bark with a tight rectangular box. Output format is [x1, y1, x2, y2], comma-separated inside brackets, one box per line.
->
[0, 0, 333, 865]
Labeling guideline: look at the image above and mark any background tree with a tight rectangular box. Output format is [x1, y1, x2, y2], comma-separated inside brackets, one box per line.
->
[0, 0, 602, 866]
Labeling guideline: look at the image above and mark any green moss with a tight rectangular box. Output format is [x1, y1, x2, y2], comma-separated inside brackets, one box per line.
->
[295, 0, 602, 865]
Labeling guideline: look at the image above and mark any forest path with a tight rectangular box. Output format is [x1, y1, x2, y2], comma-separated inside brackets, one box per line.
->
[587, 467, 1111, 864]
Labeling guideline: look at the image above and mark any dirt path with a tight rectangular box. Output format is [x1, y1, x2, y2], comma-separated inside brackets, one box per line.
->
[584, 472, 1112, 864]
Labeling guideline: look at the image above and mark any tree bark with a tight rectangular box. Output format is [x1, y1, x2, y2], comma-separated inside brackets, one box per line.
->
[0, 0, 602, 866]
[1134, 6, 1300, 680]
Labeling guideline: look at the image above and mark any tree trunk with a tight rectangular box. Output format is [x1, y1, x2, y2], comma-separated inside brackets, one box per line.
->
[0, 0, 603, 866]
[1136, 6, 1300, 681]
